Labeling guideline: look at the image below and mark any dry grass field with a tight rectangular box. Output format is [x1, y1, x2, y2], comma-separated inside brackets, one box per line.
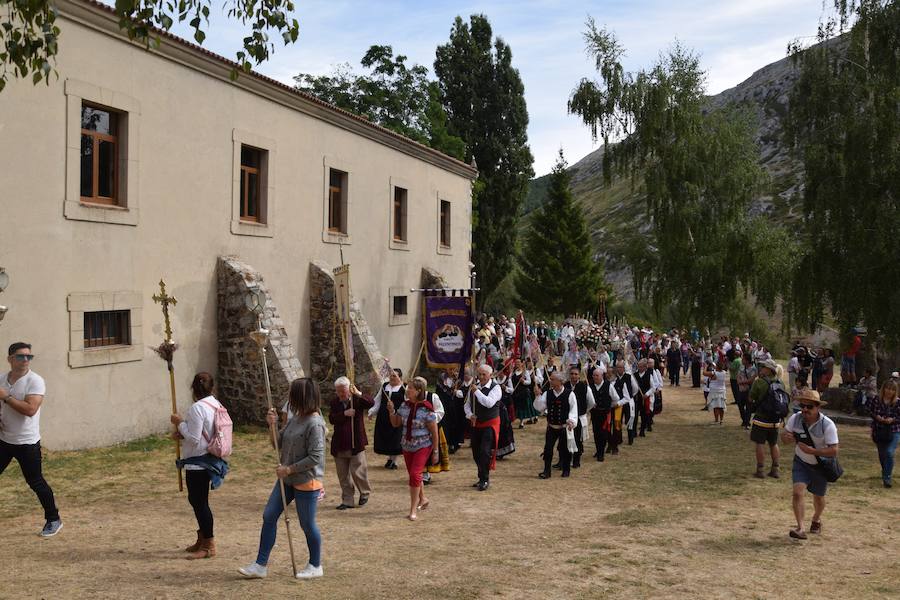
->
[1, 382, 898, 600]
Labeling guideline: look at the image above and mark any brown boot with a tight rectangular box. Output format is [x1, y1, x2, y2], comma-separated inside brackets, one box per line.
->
[754, 464, 765, 479]
[184, 530, 202, 553]
[186, 537, 215, 560]
[768, 463, 780, 479]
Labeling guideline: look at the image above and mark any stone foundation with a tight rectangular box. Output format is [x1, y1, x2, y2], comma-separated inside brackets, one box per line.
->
[309, 261, 386, 400]
[217, 256, 305, 424]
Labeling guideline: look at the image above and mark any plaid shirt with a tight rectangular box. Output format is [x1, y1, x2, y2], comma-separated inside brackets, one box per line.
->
[870, 398, 900, 433]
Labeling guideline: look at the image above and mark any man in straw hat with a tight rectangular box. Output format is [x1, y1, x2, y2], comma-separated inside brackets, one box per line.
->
[748, 358, 787, 479]
[781, 388, 839, 539]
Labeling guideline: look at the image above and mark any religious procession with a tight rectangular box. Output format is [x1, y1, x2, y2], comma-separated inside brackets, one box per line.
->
[3, 0, 899, 597]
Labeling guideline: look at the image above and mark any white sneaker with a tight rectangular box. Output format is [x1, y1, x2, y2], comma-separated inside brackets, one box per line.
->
[295, 563, 323, 579]
[238, 562, 268, 578]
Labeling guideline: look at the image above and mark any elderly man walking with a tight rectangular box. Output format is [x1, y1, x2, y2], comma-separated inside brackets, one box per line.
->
[328, 376, 374, 510]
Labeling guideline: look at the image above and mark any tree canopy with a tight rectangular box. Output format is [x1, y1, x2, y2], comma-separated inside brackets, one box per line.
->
[515, 151, 606, 316]
[434, 14, 534, 309]
[568, 19, 791, 325]
[0, 0, 300, 92]
[294, 45, 465, 160]
[785, 0, 900, 341]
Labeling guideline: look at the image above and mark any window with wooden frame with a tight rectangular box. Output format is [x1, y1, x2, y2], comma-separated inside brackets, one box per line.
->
[84, 310, 131, 348]
[80, 103, 120, 205]
[240, 145, 264, 222]
[439, 200, 452, 248]
[328, 168, 348, 234]
[393, 186, 408, 242]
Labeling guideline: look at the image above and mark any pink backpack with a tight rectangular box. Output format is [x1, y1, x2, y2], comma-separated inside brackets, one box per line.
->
[200, 400, 233, 458]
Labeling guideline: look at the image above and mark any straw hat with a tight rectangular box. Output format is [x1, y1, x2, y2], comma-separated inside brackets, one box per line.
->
[797, 387, 826, 407]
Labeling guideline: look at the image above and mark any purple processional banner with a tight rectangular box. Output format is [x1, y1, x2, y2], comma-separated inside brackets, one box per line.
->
[423, 295, 474, 369]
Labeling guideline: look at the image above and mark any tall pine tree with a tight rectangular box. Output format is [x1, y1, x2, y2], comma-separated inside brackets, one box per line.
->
[434, 15, 534, 309]
[516, 151, 605, 316]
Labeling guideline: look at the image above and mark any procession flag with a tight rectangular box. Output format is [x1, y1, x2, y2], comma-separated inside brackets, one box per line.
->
[423, 294, 474, 369]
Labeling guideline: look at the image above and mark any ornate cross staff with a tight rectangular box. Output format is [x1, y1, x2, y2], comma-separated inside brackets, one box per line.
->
[152, 279, 183, 492]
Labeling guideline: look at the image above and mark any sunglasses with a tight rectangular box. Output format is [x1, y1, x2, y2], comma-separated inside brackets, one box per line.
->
[11, 354, 35, 361]
[799, 403, 816, 409]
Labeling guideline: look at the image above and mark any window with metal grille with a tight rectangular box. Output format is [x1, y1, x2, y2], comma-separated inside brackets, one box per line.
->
[84, 310, 131, 348]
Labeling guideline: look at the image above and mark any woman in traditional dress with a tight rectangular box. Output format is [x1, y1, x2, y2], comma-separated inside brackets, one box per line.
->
[425, 384, 451, 479]
[511, 357, 539, 427]
[368, 368, 405, 469]
[495, 367, 516, 459]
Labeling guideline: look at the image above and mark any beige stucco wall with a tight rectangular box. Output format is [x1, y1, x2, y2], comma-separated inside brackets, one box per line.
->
[0, 6, 473, 450]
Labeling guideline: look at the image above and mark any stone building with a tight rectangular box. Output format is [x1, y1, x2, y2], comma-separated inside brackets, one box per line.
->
[0, 0, 476, 449]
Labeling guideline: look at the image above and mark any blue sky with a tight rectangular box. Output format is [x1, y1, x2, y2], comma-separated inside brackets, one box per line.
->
[159, 0, 829, 176]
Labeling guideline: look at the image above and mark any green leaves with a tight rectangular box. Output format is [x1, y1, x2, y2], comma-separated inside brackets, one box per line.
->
[785, 0, 900, 342]
[1, 0, 301, 92]
[434, 14, 534, 310]
[293, 45, 464, 159]
[516, 151, 607, 316]
[0, 0, 61, 91]
[569, 21, 779, 326]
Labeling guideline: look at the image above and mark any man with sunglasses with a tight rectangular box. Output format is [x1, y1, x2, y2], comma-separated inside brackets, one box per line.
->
[0, 342, 62, 537]
[781, 388, 839, 540]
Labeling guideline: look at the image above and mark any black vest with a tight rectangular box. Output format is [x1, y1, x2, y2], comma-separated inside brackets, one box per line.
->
[636, 370, 653, 394]
[573, 381, 589, 416]
[591, 380, 613, 411]
[473, 382, 500, 422]
[511, 371, 529, 398]
[614, 373, 634, 400]
[546, 384, 571, 426]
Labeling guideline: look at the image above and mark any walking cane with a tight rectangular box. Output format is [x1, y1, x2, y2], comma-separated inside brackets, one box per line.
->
[246, 291, 299, 577]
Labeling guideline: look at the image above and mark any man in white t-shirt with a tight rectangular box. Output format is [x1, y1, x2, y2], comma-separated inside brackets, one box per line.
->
[781, 388, 839, 540]
[0, 342, 62, 536]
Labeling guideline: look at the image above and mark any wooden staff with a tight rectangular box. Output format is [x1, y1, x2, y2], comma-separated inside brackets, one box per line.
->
[152, 280, 183, 492]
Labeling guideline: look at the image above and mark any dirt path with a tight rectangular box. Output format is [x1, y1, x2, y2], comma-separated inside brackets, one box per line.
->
[1, 383, 897, 599]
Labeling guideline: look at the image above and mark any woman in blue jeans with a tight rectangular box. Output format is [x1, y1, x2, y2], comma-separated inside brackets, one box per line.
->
[239, 378, 326, 580]
[870, 380, 900, 488]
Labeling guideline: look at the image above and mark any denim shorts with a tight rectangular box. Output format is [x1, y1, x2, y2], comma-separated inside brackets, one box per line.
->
[792, 456, 828, 496]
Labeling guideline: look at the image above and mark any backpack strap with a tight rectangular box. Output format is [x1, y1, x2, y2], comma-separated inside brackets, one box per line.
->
[198, 399, 219, 442]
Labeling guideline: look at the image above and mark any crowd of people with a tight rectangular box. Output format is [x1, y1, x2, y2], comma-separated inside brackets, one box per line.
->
[2, 321, 899, 578]
[689, 332, 900, 539]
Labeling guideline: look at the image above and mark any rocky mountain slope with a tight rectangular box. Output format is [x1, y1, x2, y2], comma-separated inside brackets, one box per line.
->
[525, 46, 814, 299]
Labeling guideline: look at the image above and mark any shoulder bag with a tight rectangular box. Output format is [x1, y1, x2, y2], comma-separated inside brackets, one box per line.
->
[801, 419, 843, 483]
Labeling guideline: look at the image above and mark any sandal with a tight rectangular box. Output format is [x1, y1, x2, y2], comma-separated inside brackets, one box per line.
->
[810, 520, 822, 534]
[417, 500, 430, 511]
[789, 528, 807, 540]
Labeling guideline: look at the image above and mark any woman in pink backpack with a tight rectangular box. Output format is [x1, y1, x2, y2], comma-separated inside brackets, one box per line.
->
[171, 372, 230, 559]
